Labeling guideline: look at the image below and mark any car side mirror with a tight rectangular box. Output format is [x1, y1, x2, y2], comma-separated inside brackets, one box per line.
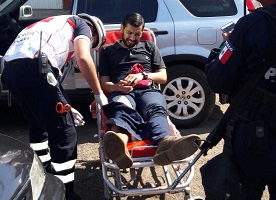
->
[19, 5, 33, 19]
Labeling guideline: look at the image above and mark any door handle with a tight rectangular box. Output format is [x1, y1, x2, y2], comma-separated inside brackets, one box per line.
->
[150, 28, 168, 36]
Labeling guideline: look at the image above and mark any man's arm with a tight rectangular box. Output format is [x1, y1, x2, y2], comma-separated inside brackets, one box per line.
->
[123, 68, 167, 85]
[101, 68, 167, 93]
[143, 68, 167, 84]
[74, 38, 102, 95]
[205, 24, 243, 94]
[100, 75, 133, 94]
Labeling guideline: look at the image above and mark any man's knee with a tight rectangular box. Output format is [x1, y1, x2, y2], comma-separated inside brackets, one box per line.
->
[113, 96, 133, 108]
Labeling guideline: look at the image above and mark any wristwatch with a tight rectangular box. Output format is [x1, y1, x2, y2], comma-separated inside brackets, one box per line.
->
[142, 71, 149, 80]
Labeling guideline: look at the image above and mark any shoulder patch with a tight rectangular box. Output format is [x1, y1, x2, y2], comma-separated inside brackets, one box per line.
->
[219, 41, 234, 64]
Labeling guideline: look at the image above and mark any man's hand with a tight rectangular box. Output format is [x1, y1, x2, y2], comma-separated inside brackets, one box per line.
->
[124, 73, 143, 86]
[222, 30, 232, 41]
[71, 107, 85, 126]
[115, 80, 134, 93]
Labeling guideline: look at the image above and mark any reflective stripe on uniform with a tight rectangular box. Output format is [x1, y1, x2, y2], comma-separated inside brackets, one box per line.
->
[30, 140, 49, 151]
[30, 140, 51, 164]
[51, 159, 77, 172]
[55, 172, 75, 184]
[39, 152, 51, 163]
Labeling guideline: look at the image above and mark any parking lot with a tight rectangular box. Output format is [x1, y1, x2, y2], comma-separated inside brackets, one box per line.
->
[0, 97, 269, 199]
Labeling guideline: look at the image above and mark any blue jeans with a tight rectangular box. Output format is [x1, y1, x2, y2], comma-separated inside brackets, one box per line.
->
[103, 88, 172, 144]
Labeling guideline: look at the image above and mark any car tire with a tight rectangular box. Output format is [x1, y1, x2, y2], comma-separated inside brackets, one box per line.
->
[162, 64, 215, 128]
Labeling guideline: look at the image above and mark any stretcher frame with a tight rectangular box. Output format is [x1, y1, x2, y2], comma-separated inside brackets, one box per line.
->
[93, 28, 202, 200]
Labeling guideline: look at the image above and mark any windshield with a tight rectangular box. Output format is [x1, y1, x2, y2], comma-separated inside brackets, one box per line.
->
[0, 0, 7, 5]
[0, 0, 27, 13]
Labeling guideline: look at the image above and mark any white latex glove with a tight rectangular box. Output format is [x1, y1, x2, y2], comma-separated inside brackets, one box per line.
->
[94, 91, 108, 106]
[71, 107, 85, 126]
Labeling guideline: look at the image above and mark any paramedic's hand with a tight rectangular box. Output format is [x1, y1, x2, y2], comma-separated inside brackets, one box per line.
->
[94, 91, 108, 106]
[71, 107, 85, 126]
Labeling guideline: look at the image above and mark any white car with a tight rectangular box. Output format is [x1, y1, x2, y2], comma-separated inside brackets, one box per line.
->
[0, 0, 259, 128]
[69, 0, 259, 128]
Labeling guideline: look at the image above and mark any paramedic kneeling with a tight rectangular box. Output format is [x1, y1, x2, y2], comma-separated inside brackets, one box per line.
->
[1, 14, 108, 199]
[99, 12, 200, 169]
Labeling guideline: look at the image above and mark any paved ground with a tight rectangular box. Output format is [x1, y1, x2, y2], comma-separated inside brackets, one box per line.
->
[0, 96, 269, 199]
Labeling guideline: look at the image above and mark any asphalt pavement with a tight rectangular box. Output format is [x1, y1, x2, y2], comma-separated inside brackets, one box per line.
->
[0, 97, 269, 199]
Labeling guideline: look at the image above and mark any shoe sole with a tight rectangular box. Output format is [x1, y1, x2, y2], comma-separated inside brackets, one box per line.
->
[153, 135, 200, 165]
[103, 131, 133, 168]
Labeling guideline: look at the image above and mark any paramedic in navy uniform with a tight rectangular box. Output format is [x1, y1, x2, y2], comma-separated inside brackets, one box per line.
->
[205, 0, 276, 199]
[1, 13, 108, 199]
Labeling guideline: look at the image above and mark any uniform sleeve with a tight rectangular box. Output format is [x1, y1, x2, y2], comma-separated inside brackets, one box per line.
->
[69, 16, 92, 43]
[206, 12, 273, 95]
[205, 18, 247, 94]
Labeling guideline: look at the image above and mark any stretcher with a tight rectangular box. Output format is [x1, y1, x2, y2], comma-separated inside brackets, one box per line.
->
[91, 28, 203, 200]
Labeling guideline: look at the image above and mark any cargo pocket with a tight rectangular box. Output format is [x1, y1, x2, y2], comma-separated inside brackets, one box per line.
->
[246, 120, 269, 156]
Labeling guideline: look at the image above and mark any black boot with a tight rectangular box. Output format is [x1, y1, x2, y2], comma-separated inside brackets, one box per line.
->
[65, 182, 81, 200]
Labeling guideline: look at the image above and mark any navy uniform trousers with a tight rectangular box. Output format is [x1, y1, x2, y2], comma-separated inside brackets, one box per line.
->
[2, 58, 77, 194]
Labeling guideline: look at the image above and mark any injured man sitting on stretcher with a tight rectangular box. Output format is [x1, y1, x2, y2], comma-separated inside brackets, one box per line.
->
[99, 12, 201, 169]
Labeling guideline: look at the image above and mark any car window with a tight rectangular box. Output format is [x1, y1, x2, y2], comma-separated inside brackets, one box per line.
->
[0, 0, 7, 5]
[76, 0, 158, 24]
[180, 0, 238, 17]
[0, 0, 9, 11]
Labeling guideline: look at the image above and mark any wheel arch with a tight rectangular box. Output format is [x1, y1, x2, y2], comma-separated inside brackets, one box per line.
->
[163, 54, 207, 72]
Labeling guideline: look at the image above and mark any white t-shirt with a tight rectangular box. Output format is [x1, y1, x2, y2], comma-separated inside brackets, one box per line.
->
[4, 15, 92, 73]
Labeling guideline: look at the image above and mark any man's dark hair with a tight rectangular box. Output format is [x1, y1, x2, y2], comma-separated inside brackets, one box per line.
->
[122, 12, 145, 29]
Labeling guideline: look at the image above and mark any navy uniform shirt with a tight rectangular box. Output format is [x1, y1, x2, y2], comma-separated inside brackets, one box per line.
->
[205, 5, 276, 96]
[99, 40, 165, 84]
